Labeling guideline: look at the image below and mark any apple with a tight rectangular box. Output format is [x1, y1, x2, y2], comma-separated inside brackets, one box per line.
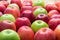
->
[54, 24, 60, 40]
[0, 4, 6, 13]
[34, 28, 56, 40]
[21, 10, 35, 23]
[0, 12, 3, 17]
[35, 14, 49, 23]
[31, 20, 48, 32]
[55, 1, 60, 11]
[33, 8, 47, 17]
[33, 6, 42, 11]
[7, 3, 20, 10]
[48, 18, 60, 30]
[0, 1, 9, 7]
[15, 17, 31, 31]
[4, 8, 20, 18]
[48, 10, 59, 18]
[0, 14, 15, 22]
[32, 0, 45, 7]
[51, 14, 60, 19]
[18, 26, 34, 40]
[11, 0, 22, 8]
[21, 6, 32, 13]
[0, 29, 20, 40]
[0, 20, 16, 31]
[45, 4, 57, 12]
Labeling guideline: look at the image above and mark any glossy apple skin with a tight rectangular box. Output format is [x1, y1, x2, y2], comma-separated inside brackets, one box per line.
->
[48, 10, 59, 18]
[54, 24, 60, 40]
[33, 8, 47, 17]
[21, 10, 35, 23]
[0, 4, 6, 13]
[0, 14, 15, 22]
[0, 29, 20, 40]
[15, 17, 31, 31]
[21, 6, 32, 13]
[51, 14, 60, 19]
[0, 20, 16, 31]
[48, 18, 60, 30]
[34, 28, 56, 40]
[4, 8, 20, 18]
[0, 1, 9, 7]
[0, 12, 3, 17]
[31, 20, 48, 32]
[35, 14, 49, 23]
[11, 0, 22, 8]
[18, 26, 34, 40]
[45, 4, 57, 12]
[32, 0, 45, 7]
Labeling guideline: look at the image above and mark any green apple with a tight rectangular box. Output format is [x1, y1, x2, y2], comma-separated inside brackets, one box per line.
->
[33, 8, 47, 17]
[31, 20, 48, 32]
[0, 14, 15, 22]
[0, 29, 20, 40]
[32, 0, 45, 7]
[7, 4, 20, 10]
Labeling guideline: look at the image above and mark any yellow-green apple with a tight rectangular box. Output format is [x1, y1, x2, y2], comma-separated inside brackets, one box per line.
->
[48, 10, 59, 18]
[0, 1, 9, 7]
[11, 0, 22, 8]
[0, 4, 6, 13]
[7, 3, 20, 10]
[34, 28, 56, 40]
[21, 10, 35, 23]
[0, 29, 20, 40]
[18, 26, 34, 40]
[45, 4, 57, 12]
[33, 8, 47, 17]
[48, 18, 60, 30]
[21, 6, 32, 13]
[0, 20, 16, 31]
[51, 14, 60, 19]
[32, 0, 45, 7]
[4, 8, 20, 18]
[0, 14, 15, 22]
[54, 24, 60, 40]
[15, 17, 31, 31]
[35, 14, 49, 23]
[31, 20, 48, 32]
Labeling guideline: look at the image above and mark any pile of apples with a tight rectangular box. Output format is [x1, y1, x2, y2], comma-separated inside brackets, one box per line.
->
[0, 0, 60, 40]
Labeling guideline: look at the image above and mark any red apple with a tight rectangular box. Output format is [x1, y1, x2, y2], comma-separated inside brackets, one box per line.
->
[54, 24, 60, 40]
[18, 26, 34, 40]
[4, 8, 20, 18]
[35, 14, 49, 23]
[34, 28, 56, 40]
[48, 18, 60, 30]
[0, 4, 6, 13]
[48, 10, 59, 18]
[0, 20, 16, 31]
[21, 10, 35, 23]
[51, 14, 60, 19]
[0, 12, 3, 17]
[55, 1, 60, 12]
[0, 1, 9, 7]
[15, 17, 31, 31]
[21, 6, 32, 13]
[45, 4, 57, 12]
[11, 0, 22, 8]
